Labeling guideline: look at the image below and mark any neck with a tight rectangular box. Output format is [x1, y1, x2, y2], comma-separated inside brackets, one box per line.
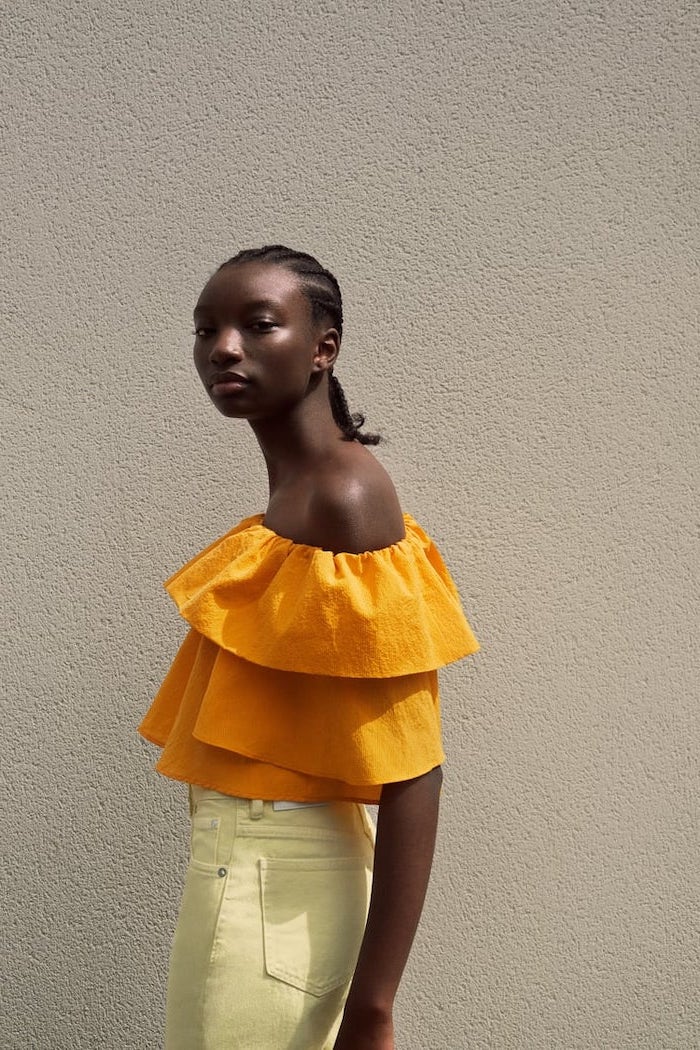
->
[249, 387, 342, 494]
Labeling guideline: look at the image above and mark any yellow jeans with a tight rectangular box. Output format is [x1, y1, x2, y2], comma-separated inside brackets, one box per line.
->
[165, 788, 375, 1050]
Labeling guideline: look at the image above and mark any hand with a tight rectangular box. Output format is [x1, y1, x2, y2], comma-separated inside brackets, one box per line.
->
[333, 1009, 395, 1050]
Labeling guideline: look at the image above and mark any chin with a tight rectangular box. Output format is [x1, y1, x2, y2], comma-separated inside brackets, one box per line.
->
[215, 404, 249, 419]
[208, 394, 249, 419]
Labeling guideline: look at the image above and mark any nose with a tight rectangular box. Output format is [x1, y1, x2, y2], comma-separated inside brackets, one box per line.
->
[210, 327, 243, 364]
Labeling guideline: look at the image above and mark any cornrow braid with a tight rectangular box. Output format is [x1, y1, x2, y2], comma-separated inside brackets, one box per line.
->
[218, 244, 381, 445]
[329, 372, 381, 446]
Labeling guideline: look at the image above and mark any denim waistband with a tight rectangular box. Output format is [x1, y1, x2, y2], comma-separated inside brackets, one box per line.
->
[188, 785, 328, 820]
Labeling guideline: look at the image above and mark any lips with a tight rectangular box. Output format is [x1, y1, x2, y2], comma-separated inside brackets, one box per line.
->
[209, 371, 250, 395]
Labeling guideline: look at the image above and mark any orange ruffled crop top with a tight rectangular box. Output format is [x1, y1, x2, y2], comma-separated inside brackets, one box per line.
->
[139, 514, 480, 804]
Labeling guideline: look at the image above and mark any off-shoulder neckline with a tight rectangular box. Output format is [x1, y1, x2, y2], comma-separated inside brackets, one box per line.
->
[240, 512, 417, 556]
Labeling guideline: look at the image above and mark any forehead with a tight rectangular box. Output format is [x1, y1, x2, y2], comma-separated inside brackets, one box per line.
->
[194, 262, 309, 315]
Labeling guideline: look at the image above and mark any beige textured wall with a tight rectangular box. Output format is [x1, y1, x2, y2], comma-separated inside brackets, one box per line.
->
[2, 1, 697, 1047]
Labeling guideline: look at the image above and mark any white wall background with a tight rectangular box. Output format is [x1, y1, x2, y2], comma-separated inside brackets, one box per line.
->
[2, 1, 697, 1047]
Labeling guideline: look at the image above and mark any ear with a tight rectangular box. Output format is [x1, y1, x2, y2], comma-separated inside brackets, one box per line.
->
[312, 328, 340, 373]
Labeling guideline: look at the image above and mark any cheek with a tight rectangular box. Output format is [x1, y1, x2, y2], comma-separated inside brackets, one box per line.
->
[193, 345, 208, 376]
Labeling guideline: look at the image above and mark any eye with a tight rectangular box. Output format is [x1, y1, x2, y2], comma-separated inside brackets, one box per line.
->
[250, 319, 278, 333]
[193, 325, 213, 338]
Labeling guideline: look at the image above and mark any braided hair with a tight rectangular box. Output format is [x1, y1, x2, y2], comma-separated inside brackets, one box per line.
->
[218, 245, 381, 445]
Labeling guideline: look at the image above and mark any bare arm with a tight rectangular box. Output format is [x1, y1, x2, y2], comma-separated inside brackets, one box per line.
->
[294, 471, 440, 1047]
[334, 766, 443, 1050]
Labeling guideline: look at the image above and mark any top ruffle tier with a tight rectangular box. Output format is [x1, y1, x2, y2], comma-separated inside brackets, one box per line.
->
[165, 514, 479, 678]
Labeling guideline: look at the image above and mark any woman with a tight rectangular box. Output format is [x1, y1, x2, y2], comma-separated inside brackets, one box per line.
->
[140, 245, 480, 1049]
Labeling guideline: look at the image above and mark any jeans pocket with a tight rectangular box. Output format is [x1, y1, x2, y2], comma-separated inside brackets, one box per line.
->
[260, 856, 370, 998]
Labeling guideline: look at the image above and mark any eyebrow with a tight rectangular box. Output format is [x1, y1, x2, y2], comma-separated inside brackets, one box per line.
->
[193, 297, 284, 318]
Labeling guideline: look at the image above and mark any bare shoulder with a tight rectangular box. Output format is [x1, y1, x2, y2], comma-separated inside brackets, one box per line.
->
[308, 445, 405, 554]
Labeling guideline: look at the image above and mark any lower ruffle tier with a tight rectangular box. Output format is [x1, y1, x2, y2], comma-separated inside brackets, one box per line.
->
[139, 629, 445, 804]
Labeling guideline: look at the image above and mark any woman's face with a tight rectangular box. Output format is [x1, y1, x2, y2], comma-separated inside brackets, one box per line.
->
[192, 262, 337, 421]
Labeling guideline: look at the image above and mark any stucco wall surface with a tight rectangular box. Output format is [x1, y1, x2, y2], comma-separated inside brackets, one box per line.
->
[2, 1, 697, 1047]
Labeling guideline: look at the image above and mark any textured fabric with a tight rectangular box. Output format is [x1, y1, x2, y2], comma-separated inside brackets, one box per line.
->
[163, 514, 479, 676]
[139, 514, 480, 803]
[165, 788, 374, 1050]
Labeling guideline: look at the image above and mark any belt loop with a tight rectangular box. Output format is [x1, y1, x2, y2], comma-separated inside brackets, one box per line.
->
[249, 798, 264, 820]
